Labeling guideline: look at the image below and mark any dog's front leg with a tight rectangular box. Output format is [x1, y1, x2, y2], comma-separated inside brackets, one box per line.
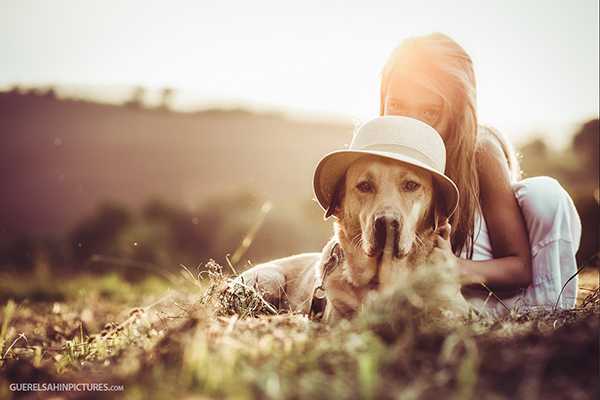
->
[322, 300, 350, 323]
[233, 264, 288, 309]
[320, 264, 373, 322]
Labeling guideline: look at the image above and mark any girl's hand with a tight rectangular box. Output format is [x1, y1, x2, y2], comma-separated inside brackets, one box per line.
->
[435, 220, 485, 286]
[431, 219, 459, 269]
[435, 219, 452, 250]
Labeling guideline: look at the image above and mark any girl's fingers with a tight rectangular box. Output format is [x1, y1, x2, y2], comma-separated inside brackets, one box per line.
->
[437, 219, 452, 241]
[435, 233, 453, 252]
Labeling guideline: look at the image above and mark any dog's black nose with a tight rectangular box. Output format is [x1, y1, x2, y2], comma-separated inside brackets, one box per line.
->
[373, 215, 401, 257]
[374, 216, 387, 252]
[390, 219, 400, 258]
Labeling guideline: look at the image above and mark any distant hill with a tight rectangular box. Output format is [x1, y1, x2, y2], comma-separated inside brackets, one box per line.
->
[0, 90, 353, 236]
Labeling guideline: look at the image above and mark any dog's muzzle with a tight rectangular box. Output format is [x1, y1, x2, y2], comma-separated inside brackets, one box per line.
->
[372, 214, 402, 258]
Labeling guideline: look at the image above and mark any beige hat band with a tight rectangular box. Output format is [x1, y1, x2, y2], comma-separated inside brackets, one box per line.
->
[361, 144, 442, 172]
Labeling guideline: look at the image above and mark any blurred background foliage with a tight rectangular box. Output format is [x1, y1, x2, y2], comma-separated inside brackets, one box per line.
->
[519, 118, 599, 266]
[0, 88, 597, 281]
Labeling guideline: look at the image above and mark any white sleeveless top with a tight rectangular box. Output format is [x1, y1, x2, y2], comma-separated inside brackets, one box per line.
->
[460, 212, 494, 261]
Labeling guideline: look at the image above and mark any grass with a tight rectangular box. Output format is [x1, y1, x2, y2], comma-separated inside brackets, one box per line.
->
[0, 263, 598, 400]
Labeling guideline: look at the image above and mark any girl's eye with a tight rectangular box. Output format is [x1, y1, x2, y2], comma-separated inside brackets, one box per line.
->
[421, 109, 440, 123]
[356, 181, 374, 193]
[403, 180, 421, 192]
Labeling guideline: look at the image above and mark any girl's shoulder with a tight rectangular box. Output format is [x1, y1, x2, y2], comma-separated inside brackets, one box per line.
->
[476, 124, 521, 182]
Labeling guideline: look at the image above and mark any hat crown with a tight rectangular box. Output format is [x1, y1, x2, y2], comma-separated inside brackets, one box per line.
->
[350, 116, 446, 173]
[312, 115, 459, 219]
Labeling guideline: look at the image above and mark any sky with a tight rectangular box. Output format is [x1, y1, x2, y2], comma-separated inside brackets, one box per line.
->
[1, 0, 598, 146]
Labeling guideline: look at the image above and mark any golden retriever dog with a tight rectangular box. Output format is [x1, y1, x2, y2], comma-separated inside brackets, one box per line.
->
[228, 116, 468, 322]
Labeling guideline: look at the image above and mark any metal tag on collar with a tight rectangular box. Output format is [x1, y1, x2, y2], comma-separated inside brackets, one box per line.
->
[313, 285, 326, 300]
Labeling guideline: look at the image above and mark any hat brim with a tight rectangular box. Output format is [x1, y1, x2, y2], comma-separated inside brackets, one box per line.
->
[313, 150, 459, 218]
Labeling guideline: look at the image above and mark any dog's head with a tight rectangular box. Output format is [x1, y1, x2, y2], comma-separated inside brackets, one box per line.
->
[326, 155, 445, 286]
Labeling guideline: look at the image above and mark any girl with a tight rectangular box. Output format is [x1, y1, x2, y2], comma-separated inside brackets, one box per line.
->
[379, 33, 581, 313]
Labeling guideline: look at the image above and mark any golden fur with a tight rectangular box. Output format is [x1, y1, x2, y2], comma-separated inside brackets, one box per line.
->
[232, 156, 468, 322]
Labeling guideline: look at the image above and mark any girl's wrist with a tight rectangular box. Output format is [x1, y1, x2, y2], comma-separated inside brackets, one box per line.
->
[456, 258, 485, 286]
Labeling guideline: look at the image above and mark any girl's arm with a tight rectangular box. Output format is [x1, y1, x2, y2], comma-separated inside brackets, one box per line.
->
[456, 137, 532, 294]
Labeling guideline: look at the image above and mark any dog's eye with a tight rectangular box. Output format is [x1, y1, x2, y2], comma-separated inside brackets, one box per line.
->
[356, 181, 374, 193]
[403, 180, 421, 192]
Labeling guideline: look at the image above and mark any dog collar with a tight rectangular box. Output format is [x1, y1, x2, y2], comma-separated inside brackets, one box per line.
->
[308, 242, 344, 321]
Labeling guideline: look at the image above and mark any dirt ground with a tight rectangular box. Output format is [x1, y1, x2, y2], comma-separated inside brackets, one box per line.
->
[0, 265, 598, 399]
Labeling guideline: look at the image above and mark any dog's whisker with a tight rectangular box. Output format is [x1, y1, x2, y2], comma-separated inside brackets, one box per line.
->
[415, 235, 424, 246]
[350, 232, 363, 249]
[414, 234, 426, 250]
[355, 238, 364, 250]
[355, 236, 365, 250]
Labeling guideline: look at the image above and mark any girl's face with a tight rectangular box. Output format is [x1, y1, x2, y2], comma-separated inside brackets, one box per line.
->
[383, 76, 450, 141]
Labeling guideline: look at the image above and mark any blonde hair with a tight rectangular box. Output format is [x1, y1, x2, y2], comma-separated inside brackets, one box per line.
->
[380, 33, 480, 257]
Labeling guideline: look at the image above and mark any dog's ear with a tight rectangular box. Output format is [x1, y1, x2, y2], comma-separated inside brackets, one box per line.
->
[324, 177, 345, 219]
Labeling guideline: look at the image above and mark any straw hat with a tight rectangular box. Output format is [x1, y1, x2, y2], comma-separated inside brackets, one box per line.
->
[313, 116, 459, 218]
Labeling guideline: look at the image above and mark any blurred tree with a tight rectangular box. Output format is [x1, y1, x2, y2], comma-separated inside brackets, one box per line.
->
[141, 199, 213, 266]
[40, 86, 57, 99]
[69, 203, 133, 264]
[117, 219, 171, 270]
[571, 119, 600, 266]
[142, 199, 175, 221]
[518, 137, 554, 180]
[0, 236, 37, 271]
[125, 86, 146, 109]
[520, 138, 548, 158]
[575, 195, 600, 266]
[572, 119, 599, 182]
[159, 87, 175, 111]
[7, 85, 22, 95]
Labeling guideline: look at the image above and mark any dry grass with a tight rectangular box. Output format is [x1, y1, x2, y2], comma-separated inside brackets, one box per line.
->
[0, 263, 598, 399]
